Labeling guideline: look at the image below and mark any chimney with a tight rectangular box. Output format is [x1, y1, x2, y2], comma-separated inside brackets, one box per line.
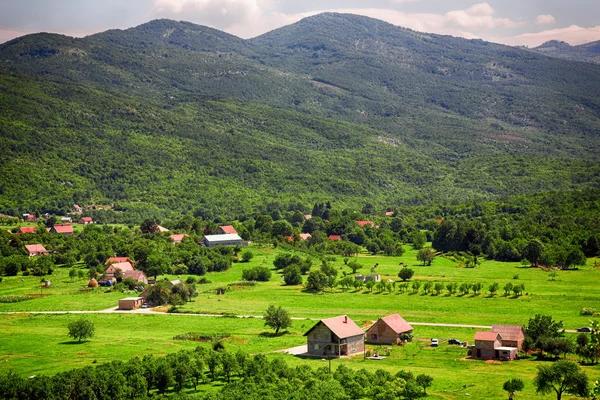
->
[344, 316, 347, 323]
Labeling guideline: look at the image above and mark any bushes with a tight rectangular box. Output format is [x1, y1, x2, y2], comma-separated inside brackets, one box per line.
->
[241, 266, 272, 282]
[283, 265, 302, 285]
[580, 308, 597, 316]
[0, 295, 31, 303]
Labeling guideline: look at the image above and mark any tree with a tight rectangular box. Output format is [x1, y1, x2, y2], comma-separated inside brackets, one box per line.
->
[523, 239, 544, 267]
[67, 319, 95, 342]
[140, 218, 160, 234]
[398, 267, 414, 281]
[69, 268, 77, 281]
[347, 260, 362, 274]
[416, 374, 433, 395]
[263, 305, 291, 335]
[145, 253, 170, 280]
[524, 314, 564, 354]
[306, 270, 328, 292]
[416, 248, 435, 266]
[489, 282, 499, 296]
[534, 360, 589, 400]
[240, 250, 254, 262]
[411, 231, 427, 250]
[503, 378, 524, 400]
[283, 264, 303, 285]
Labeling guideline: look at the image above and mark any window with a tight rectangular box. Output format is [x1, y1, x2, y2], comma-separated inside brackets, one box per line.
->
[371, 334, 378, 340]
[351, 345, 356, 352]
[314, 344, 320, 350]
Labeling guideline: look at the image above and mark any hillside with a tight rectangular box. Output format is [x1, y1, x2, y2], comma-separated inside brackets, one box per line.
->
[1, 13, 600, 219]
[530, 40, 600, 64]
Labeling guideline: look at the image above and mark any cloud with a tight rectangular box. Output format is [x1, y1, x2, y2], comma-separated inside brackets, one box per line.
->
[499, 25, 600, 47]
[535, 14, 555, 25]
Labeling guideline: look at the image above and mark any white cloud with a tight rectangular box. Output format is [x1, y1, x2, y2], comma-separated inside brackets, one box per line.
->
[535, 14, 555, 25]
[498, 25, 600, 47]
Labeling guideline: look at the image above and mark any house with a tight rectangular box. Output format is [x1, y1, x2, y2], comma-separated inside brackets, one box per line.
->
[169, 234, 189, 244]
[105, 257, 135, 267]
[286, 233, 312, 242]
[118, 297, 144, 310]
[385, 211, 394, 217]
[60, 217, 72, 223]
[304, 214, 312, 220]
[123, 270, 148, 285]
[156, 225, 169, 233]
[356, 220, 375, 228]
[105, 262, 135, 276]
[73, 204, 83, 213]
[16, 227, 37, 234]
[79, 217, 93, 224]
[216, 225, 238, 235]
[304, 315, 365, 357]
[50, 224, 73, 235]
[366, 314, 414, 345]
[24, 214, 37, 222]
[328, 235, 342, 241]
[202, 233, 243, 248]
[472, 331, 518, 361]
[492, 325, 525, 350]
[25, 244, 48, 257]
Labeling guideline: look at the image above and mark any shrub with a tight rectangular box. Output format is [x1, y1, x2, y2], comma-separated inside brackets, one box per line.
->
[580, 308, 596, 316]
[0, 295, 31, 303]
[241, 266, 272, 282]
[283, 265, 303, 285]
[241, 250, 254, 262]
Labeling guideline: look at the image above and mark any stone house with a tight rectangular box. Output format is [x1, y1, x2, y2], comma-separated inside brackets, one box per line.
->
[366, 314, 413, 345]
[304, 315, 364, 357]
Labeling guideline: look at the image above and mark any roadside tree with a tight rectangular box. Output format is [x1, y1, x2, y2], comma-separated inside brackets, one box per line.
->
[264, 305, 291, 335]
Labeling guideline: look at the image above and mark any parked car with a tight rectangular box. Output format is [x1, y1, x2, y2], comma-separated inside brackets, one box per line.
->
[430, 338, 439, 347]
[448, 338, 463, 345]
[577, 327, 591, 332]
[142, 303, 148, 309]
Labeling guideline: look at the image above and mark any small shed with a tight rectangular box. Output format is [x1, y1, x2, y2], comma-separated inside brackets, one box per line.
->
[118, 297, 144, 310]
[202, 234, 243, 248]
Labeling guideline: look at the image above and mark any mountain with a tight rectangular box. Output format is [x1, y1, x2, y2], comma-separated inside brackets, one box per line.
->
[530, 40, 600, 64]
[1, 13, 600, 219]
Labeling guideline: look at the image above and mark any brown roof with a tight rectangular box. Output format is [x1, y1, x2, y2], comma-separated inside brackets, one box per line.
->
[52, 224, 73, 234]
[474, 331, 502, 342]
[328, 235, 342, 240]
[380, 314, 413, 334]
[123, 270, 147, 281]
[219, 225, 237, 234]
[25, 244, 47, 253]
[305, 315, 364, 339]
[491, 325, 524, 341]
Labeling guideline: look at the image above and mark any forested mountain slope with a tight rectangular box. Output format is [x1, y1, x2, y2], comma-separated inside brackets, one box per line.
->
[530, 40, 600, 64]
[1, 13, 600, 219]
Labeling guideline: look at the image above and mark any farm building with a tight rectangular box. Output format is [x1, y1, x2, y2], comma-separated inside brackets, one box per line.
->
[25, 244, 48, 257]
[118, 297, 144, 310]
[123, 270, 148, 285]
[472, 331, 518, 361]
[105, 262, 135, 276]
[304, 315, 364, 357]
[202, 234, 243, 248]
[79, 217, 93, 224]
[366, 314, 413, 345]
[492, 325, 525, 350]
[328, 235, 342, 241]
[16, 227, 37, 234]
[106, 257, 135, 267]
[216, 225, 238, 235]
[169, 234, 189, 244]
[50, 224, 73, 235]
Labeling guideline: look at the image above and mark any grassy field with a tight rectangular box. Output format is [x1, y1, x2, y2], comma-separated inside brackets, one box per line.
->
[2, 244, 600, 398]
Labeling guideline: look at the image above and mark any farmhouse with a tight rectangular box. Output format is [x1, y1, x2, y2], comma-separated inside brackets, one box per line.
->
[78, 217, 93, 224]
[366, 314, 413, 345]
[328, 235, 342, 241]
[216, 225, 237, 235]
[492, 325, 525, 350]
[385, 211, 394, 217]
[50, 224, 73, 235]
[105, 262, 135, 276]
[73, 204, 83, 213]
[106, 257, 134, 266]
[24, 214, 37, 222]
[304, 315, 364, 357]
[25, 244, 48, 257]
[356, 220, 374, 227]
[169, 234, 189, 244]
[118, 297, 144, 310]
[286, 233, 311, 242]
[202, 233, 243, 248]
[16, 227, 37, 234]
[123, 270, 148, 284]
[472, 331, 518, 361]
[156, 225, 169, 233]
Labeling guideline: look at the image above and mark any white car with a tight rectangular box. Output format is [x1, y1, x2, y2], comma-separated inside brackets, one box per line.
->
[430, 338, 439, 347]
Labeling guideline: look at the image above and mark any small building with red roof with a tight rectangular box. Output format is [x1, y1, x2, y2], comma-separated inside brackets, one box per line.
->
[328, 235, 342, 241]
[16, 227, 38, 234]
[50, 224, 73, 235]
[25, 244, 48, 257]
[169, 234, 189, 244]
[385, 211, 394, 217]
[304, 315, 364, 357]
[472, 331, 518, 360]
[216, 225, 238, 235]
[356, 220, 375, 227]
[105, 257, 134, 266]
[366, 314, 413, 345]
[78, 217, 93, 224]
[25, 214, 38, 222]
[105, 262, 135, 276]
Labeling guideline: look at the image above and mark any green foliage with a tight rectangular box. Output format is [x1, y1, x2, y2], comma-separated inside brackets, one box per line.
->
[263, 305, 291, 335]
[398, 267, 414, 281]
[416, 248, 435, 266]
[503, 378, 525, 400]
[283, 265, 302, 285]
[534, 360, 589, 400]
[240, 250, 254, 262]
[241, 266, 272, 282]
[67, 318, 95, 342]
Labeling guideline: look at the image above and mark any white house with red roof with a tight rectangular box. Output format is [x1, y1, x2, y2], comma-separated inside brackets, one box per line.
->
[216, 225, 237, 235]
[25, 244, 48, 257]
[304, 315, 364, 357]
[123, 270, 148, 284]
[366, 314, 413, 344]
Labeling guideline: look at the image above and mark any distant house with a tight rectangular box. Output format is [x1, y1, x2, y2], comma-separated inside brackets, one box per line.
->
[286, 233, 312, 242]
[73, 204, 83, 213]
[492, 325, 525, 350]
[50, 224, 73, 235]
[366, 314, 413, 345]
[60, 217, 72, 223]
[202, 234, 243, 248]
[118, 297, 144, 310]
[105, 262, 135, 276]
[356, 221, 375, 228]
[156, 225, 169, 233]
[24, 214, 38, 222]
[304, 214, 312, 220]
[105, 257, 134, 267]
[16, 227, 37, 234]
[328, 235, 342, 241]
[169, 234, 189, 244]
[385, 211, 394, 217]
[79, 217, 93, 224]
[25, 244, 48, 257]
[123, 270, 148, 285]
[216, 225, 238, 235]
[304, 315, 364, 357]
[472, 331, 518, 361]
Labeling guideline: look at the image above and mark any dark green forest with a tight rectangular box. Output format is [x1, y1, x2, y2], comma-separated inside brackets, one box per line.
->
[1, 13, 600, 220]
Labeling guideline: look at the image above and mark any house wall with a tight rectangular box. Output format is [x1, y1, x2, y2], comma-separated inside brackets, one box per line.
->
[118, 298, 143, 310]
[345, 334, 365, 355]
[473, 339, 501, 359]
[204, 239, 243, 248]
[367, 320, 397, 345]
[307, 323, 336, 355]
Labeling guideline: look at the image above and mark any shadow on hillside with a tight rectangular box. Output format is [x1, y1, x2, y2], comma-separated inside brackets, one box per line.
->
[58, 340, 88, 345]
[259, 331, 290, 338]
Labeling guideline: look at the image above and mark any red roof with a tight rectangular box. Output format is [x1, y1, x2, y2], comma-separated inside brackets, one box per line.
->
[474, 331, 502, 342]
[299, 233, 311, 240]
[380, 314, 413, 334]
[52, 224, 73, 234]
[385, 212, 394, 217]
[105, 262, 135, 273]
[26, 215, 37, 221]
[219, 225, 237, 234]
[357, 220, 374, 227]
[25, 244, 47, 253]
[17, 227, 37, 234]
[106, 257, 134, 265]
[305, 315, 364, 339]
[436, 219, 443, 223]
[169, 234, 189, 243]
[328, 235, 342, 240]
[79, 217, 92, 223]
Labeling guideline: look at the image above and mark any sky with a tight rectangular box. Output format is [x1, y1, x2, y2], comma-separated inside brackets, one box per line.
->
[1, 0, 600, 47]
